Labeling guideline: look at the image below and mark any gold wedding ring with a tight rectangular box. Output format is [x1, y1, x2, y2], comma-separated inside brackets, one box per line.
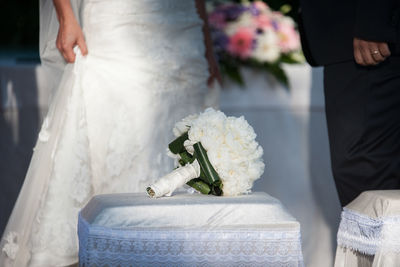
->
[371, 50, 380, 55]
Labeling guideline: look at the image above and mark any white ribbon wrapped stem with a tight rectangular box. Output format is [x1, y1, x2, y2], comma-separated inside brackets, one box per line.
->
[147, 160, 201, 198]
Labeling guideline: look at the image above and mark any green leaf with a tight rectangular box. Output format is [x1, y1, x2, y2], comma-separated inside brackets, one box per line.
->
[179, 151, 195, 165]
[193, 142, 221, 186]
[280, 54, 300, 64]
[264, 64, 289, 88]
[221, 63, 244, 86]
[168, 132, 189, 154]
[186, 179, 211, 195]
[279, 4, 292, 14]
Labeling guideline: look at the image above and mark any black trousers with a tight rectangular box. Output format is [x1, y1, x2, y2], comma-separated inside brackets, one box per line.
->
[324, 56, 400, 207]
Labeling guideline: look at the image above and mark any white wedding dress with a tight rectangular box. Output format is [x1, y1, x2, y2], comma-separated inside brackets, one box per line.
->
[0, 0, 217, 266]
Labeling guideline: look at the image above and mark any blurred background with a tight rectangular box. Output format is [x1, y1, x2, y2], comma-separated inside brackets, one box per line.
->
[0, 1, 341, 266]
[0, 0, 40, 61]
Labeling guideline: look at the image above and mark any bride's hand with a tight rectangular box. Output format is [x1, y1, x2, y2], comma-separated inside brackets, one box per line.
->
[206, 51, 222, 86]
[53, 0, 88, 63]
[56, 17, 88, 63]
[195, 0, 222, 87]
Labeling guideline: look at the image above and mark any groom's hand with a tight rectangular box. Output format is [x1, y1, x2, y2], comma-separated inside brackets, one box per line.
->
[353, 38, 391, 66]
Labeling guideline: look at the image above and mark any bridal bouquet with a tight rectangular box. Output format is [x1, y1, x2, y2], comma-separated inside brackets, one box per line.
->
[147, 108, 264, 197]
[208, 1, 304, 86]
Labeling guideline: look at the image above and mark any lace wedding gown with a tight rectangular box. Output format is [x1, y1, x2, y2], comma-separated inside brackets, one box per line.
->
[0, 0, 216, 266]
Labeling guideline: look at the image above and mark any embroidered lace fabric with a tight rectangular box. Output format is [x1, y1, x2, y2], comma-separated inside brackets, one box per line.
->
[337, 208, 400, 255]
[78, 193, 304, 267]
[0, 0, 215, 266]
[78, 221, 303, 267]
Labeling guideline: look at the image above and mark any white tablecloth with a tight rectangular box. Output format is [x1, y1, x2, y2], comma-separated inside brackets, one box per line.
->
[335, 190, 400, 267]
[78, 192, 304, 266]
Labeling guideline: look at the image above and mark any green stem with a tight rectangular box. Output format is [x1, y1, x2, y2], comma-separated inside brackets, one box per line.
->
[187, 179, 211, 195]
[193, 142, 221, 186]
[169, 132, 189, 154]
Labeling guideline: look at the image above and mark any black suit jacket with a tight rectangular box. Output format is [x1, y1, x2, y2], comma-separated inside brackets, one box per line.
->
[298, 0, 400, 66]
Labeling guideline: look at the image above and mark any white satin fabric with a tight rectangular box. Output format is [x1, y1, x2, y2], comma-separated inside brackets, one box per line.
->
[0, 0, 214, 266]
[90, 192, 299, 229]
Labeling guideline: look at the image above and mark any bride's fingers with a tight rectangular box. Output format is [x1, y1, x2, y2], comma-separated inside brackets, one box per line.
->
[56, 40, 62, 53]
[77, 38, 88, 56]
[60, 48, 74, 63]
[63, 44, 76, 63]
[213, 66, 222, 84]
[207, 76, 213, 86]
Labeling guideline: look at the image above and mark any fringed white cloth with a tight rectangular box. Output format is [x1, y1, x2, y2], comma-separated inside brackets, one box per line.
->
[337, 208, 400, 255]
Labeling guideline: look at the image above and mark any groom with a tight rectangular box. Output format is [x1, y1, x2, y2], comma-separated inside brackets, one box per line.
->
[298, 0, 400, 206]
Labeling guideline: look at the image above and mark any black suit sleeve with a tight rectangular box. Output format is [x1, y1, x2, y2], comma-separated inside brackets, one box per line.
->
[354, 0, 399, 42]
[297, 11, 318, 66]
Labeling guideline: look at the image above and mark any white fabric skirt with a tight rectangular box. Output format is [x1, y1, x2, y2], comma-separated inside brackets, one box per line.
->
[0, 0, 213, 266]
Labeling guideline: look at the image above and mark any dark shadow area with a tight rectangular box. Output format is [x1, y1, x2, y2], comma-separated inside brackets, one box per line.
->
[0, 0, 39, 51]
[0, 64, 40, 237]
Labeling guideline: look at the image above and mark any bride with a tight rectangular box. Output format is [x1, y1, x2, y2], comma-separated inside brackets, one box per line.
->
[0, 0, 220, 266]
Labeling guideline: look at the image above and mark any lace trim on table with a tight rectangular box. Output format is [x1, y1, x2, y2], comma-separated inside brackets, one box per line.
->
[337, 208, 400, 255]
[379, 216, 400, 253]
[78, 215, 304, 267]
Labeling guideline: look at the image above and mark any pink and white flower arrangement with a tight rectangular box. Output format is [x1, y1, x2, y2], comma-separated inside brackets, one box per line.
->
[208, 1, 303, 86]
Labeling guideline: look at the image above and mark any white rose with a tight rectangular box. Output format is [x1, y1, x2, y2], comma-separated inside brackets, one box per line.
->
[183, 139, 196, 155]
[237, 13, 254, 27]
[173, 114, 198, 137]
[252, 29, 280, 63]
[163, 108, 265, 197]
[224, 12, 254, 36]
